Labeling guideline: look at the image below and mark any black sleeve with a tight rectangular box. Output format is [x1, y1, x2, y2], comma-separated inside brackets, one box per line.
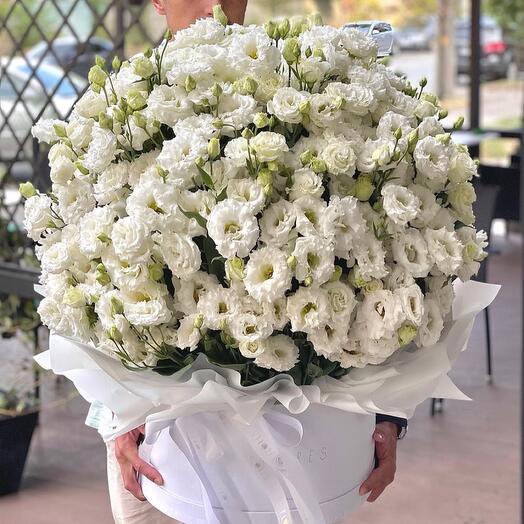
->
[375, 413, 408, 438]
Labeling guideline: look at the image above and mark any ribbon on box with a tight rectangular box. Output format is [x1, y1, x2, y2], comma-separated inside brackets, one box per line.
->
[141, 410, 326, 524]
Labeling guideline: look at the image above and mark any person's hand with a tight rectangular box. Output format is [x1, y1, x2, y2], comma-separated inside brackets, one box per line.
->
[115, 425, 163, 501]
[359, 421, 398, 502]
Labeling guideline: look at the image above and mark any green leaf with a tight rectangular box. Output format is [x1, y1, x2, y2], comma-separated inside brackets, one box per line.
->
[306, 363, 324, 380]
[196, 164, 215, 190]
[216, 186, 228, 202]
[180, 209, 207, 229]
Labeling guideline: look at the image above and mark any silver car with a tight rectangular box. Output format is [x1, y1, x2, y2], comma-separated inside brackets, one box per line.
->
[343, 20, 395, 57]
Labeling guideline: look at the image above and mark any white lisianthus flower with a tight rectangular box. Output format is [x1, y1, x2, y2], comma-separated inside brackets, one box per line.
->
[229, 307, 273, 343]
[455, 226, 488, 281]
[93, 163, 129, 205]
[153, 232, 201, 280]
[157, 134, 207, 186]
[320, 137, 357, 176]
[383, 264, 416, 290]
[250, 131, 289, 162]
[341, 28, 378, 58]
[83, 126, 117, 174]
[38, 297, 91, 341]
[426, 275, 455, 316]
[413, 136, 450, 191]
[321, 195, 367, 256]
[244, 247, 292, 302]
[226, 178, 266, 214]
[147, 84, 194, 126]
[424, 227, 463, 276]
[254, 335, 298, 372]
[447, 181, 476, 225]
[40, 241, 72, 274]
[23, 195, 53, 241]
[396, 284, 424, 326]
[74, 89, 107, 119]
[353, 235, 388, 280]
[259, 200, 296, 247]
[49, 144, 76, 184]
[335, 83, 377, 116]
[267, 87, 308, 124]
[292, 236, 335, 286]
[356, 138, 396, 173]
[448, 147, 478, 184]
[309, 323, 349, 359]
[207, 200, 259, 258]
[111, 216, 152, 261]
[55, 179, 96, 225]
[254, 72, 286, 104]
[289, 168, 324, 201]
[415, 297, 444, 347]
[218, 89, 259, 132]
[391, 228, 433, 278]
[123, 294, 172, 326]
[31, 118, 63, 144]
[239, 340, 266, 359]
[307, 93, 343, 131]
[293, 196, 327, 237]
[224, 137, 250, 167]
[286, 287, 330, 333]
[197, 286, 239, 330]
[323, 280, 357, 325]
[173, 272, 219, 315]
[78, 207, 116, 258]
[176, 314, 203, 351]
[408, 184, 440, 228]
[381, 184, 421, 226]
[174, 114, 219, 142]
[357, 289, 405, 340]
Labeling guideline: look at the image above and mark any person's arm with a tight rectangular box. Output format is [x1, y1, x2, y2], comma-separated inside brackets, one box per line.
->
[358, 414, 408, 502]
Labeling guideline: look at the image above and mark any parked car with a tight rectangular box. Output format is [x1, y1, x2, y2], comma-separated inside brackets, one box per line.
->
[455, 17, 513, 79]
[395, 18, 436, 51]
[0, 58, 82, 162]
[26, 36, 113, 78]
[343, 21, 394, 57]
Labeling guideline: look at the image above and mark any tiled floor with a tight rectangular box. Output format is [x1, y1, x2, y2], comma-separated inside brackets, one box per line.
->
[0, 232, 520, 524]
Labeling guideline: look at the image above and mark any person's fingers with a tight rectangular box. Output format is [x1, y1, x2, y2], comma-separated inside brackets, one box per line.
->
[132, 457, 163, 486]
[366, 485, 387, 503]
[122, 463, 146, 501]
[359, 458, 396, 498]
[373, 428, 397, 462]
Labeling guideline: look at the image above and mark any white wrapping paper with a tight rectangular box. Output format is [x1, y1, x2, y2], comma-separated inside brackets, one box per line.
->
[34, 279, 499, 523]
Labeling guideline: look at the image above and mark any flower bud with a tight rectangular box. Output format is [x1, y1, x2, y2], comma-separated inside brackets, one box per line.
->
[308, 13, 324, 27]
[264, 21, 278, 39]
[208, 137, 221, 160]
[298, 100, 311, 115]
[211, 82, 223, 99]
[394, 127, 403, 140]
[362, 279, 383, 293]
[148, 262, 164, 282]
[225, 257, 245, 282]
[253, 112, 270, 129]
[19, 182, 36, 199]
[98, 112, 113, 130]
[397, 323, 417, 346]
[112, 56, 121, 72]
[304, 275, 314, 287]
[95, 55, 106, 69]
[113, 106, 126, 124]
[436, 132, 451, 145]
[310, 157, 327, 173]
[107, 326, 123, 343]
[110, 296, 124, 315]
[97, 232, 111, 244]
[287, 255, 297, 271]
[278, 18, 290, 39]
[185, 75, 197, 92]
[329, 265, 342, 282]
[267, 160, 279, 172]
[75, 162, 89, 176]
[96, 271, 111, 286]
[257, 168, 273, 188]
[438, 108, 448, 120]
[282, 37, 300, 64]
[305, 46, 313, 58]
[127, 89, 147, 111]
[164, 29, 173, 41]
[53, 123, 67, 138]
[352, 174, 375, 202]
[133, 56, 155, 79]
[213, 4, 228, 26]
[348, 267, 367, 289]
[242, 128, 254, 140]
[300, 149, 314, 166]
[453, 116, 465, 130]
[62, 286, 85, 308]
[193, 313, 204, 330]
[419, 77, 428, 88]
[88, 64, 107, 87]
[312, 48, 325, 61]
[213, 118, 224, 130]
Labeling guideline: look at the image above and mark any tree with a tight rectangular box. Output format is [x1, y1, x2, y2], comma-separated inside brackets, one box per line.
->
[485, 0, 524, 41]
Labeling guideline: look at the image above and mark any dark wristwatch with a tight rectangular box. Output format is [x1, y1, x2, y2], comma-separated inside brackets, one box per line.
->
[375, 413, 408, 440]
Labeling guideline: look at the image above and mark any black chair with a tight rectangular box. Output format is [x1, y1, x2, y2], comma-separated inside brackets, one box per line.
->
[430, 181, 500, 417]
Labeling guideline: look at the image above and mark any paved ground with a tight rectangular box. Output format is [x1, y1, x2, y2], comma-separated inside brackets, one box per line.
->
[0, 227, 520, 524]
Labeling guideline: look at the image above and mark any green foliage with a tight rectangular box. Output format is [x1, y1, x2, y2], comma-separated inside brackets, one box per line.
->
[485, 0, 524, 41]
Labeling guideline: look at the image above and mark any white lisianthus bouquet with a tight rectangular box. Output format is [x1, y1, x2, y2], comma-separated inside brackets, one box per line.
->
[24, 10, 488, 389]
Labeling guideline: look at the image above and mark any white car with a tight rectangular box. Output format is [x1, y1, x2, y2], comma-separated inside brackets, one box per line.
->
[343, 20, 395, 57]
[0, 58, 84, 162]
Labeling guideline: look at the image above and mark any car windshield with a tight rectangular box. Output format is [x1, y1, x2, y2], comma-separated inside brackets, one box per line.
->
[15, 64, 77, 97]
[347, 24, 371, 34]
